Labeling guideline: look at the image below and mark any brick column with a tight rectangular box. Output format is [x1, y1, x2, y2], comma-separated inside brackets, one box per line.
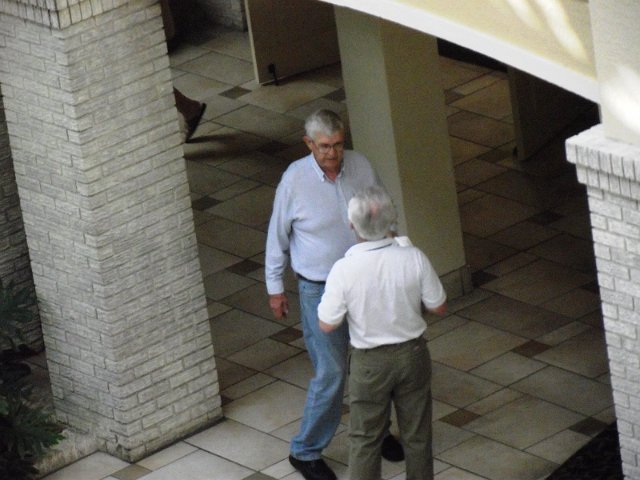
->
[0, 91, 42, 350]
[567, 124, 640, 479]
[0, 0, 220, 461]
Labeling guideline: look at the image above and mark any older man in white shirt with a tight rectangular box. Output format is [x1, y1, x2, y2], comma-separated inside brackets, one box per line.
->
[319, 186, 447, 480]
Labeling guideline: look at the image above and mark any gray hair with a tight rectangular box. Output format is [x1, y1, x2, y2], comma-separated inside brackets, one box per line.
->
[304, 109, 344, 139]
[348, 186, 397, 241]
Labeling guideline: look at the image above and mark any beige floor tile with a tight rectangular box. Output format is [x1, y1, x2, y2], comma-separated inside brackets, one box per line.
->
[488, 220, 558, 251]
[222, 283, 300, 327]
[463, 234, 518, 270]
[265, 352, 314, 389]
[178, 51, 255, 85]
[200, 93, 245, 120]
[184, 126, 272, 163]
[197, 243, 242, 276]
[512, 366, 613, 415]
[436, 466, 489, 479]
[287, 97, 348, 120]
[451, 79, 512, 119]
[528, 233, 596, 273]
[458, 294, 573, 339]
[439, 57, 484, 90]
[534, 328, 609, 378]
[209, 308, 283, 357]
[541, 288, 601, 319]
[432, 363, 502, 408]
[216, 105, 302, 140]
[449, 136, 491, 165]
[426, 314, 469, 341]
[457, 187, 487, 206]
[228, 338, 302, 371]
[438, 436, 557, 480]
[203, 270, 256, 301]
[466, 388, 524, 416]
[186, 161, 244, 196]
[214, 357, 258, 390]
[429, 322, 526, 371]
[187, 419, 290, 470]
[238, 79, 337, 113]
[460, 194, 540, 237]
[207, 184, 275, 227]
[201, 30, 253, 61]
[224, 380, 308, 433]
[216, 151, 280, 178]
[222, 373, 276, 400]
[433, 399, 459, 420]
[482, 259, 594, 305]
[452, 72, 500, 96]
[465, 396, 584, 449]
[295, 62, 345, 89]
[484, 252, 538, 276]
[432, 421, 476, 456]
[210, 178, 263, 201]
[475, 170, 552, 207]
[197, 220, 266, 258]
[525, 429, 591, 464]
[139, 449, 253, 480]
[536, 321, 592, 346]
[137, 442, 198, 470]
[454, 159, 507, 186]
[172, 71, 231, 100]
[471, 352, 546, 385]
[448, 111, 514, 148]
[41, 453, 129, 480]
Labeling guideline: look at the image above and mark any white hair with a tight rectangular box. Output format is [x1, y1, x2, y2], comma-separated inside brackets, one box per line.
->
[304, 109, 344, 139]
[348, 186, 397, 241]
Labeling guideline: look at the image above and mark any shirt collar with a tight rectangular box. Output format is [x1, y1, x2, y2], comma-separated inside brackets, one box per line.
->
[308, 153, 346, 181]
[345, 237, 395, 257]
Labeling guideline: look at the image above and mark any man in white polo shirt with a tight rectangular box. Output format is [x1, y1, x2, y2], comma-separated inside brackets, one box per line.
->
[319, 186, 447, 480]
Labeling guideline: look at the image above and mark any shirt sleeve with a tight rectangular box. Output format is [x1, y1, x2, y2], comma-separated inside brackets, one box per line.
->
[265, 179, 293, 295]
[418, 250, 447, 309]
[317, 263, 348, 326]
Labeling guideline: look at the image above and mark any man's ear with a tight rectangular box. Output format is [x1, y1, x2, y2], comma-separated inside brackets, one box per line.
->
[303, 135, 313, 151]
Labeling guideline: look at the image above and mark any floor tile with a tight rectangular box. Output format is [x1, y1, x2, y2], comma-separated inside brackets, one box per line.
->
[431, 363, 502, 408]
[465, 388, 524, 416]
[207, 184, 276, 227]
[136, 442, 198, 471]
[432, 421, 476, 456]
[525, 429, 591, 464]
[187, 419, 289, 470]
[533, 328, 609, 378]
[454, 159, 507, 187]
[438, 435, 557, 480]
[527, 233, 596, 273]
[512, 366, 613, 416]
[224, 381, 308, 433]
[209, 308, 284, 357]
[465, 395, 584, 449]
[201, 30, 253, 61]
[482, 259, 594, 305]
[429, 321, 526, 371]
[197, 220, 266, 258]
[228, 338, 302, 371]
[457, 294, 573, 339]
[221, 283, 300, 327]
[463, 234, 518, 270]
[450, 79, 512, 119]
[197, 243, 243, 276]
[448, 111, 514, 148]
[139, 449, 253, 480]
[265, 352, 314, 390]
[238, 79, 337, 113]
[216, 105, 302, 140]
[178, 51, 255, 85]
[186, 161, 244, 195]
[40, 452, 129, 480]
[487, 220, 558, 251]
[460, 193, 540, 237]
[470, 352, 546, 385]
[222, 373, 276, 400]
[435, 467, 489, 479]
[184, 126, 272, 163]
[203, 270, 256, 301]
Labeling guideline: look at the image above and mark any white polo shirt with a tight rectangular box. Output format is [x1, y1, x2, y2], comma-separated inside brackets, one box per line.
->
[318, 237, 446, 349]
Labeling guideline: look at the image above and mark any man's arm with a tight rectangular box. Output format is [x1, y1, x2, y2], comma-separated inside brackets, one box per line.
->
[265, 181, 292, 319]
[426, 302, 447, 316]
[319, 317, 339, 333]
[269, 293, 289, 320]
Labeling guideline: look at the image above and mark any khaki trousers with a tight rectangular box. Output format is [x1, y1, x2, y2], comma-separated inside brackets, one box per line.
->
[348, 336, 433, 480]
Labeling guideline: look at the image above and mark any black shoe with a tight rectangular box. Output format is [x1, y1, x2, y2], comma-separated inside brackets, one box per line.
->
[381, 434, 404, 462]
[289, 455, 336, 480]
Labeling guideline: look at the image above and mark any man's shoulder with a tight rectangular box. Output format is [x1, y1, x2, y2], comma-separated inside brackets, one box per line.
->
[280, 154, 313, 181]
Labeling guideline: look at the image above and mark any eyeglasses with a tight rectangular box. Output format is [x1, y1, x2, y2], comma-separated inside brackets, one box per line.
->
[313, 140, 344, 154]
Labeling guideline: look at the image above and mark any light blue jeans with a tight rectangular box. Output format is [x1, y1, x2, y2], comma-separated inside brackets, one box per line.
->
[290, 278, 350, 460]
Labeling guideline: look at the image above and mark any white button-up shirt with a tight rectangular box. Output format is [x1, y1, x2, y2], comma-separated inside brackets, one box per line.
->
[265, 151, 382, 295]
[318, 238, 446, 349]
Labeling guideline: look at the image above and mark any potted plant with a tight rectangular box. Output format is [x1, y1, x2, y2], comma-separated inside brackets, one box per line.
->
[0, 279, 64, 480]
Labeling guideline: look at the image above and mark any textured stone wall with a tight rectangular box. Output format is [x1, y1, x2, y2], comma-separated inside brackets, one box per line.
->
[0, 0, 220, 461]
[0, 91, 41, 350]
[567, 124, 640, 479]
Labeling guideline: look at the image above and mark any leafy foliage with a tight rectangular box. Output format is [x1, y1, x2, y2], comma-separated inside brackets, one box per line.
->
[0, 279, 64, 479]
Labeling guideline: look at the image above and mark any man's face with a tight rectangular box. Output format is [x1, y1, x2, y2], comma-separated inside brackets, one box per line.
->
[304, 131, 345, 175]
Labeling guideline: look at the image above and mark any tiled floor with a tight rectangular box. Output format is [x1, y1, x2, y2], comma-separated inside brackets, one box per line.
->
[39, 24, 612, 480]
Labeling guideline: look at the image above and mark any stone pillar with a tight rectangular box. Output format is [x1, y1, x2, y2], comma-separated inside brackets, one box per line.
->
[0, 0, 220, 461]
[0, 90, 42, 351]
[335, 7, 469, 297]
[567, 126, 640, 479]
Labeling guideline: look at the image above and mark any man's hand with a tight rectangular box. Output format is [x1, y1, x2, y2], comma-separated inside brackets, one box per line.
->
[269, 293, 289, 319]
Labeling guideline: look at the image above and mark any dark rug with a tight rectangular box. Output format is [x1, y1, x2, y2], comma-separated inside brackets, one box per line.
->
[545, 423, 623, 480]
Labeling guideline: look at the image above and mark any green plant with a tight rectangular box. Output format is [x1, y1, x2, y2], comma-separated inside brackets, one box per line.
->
[0, 279, 64, 480]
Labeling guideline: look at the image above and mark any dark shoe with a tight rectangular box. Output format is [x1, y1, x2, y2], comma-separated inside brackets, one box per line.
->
[381, 434, 404, 462]
[185, 102, 206, 142]
[289, 455, 336, 480]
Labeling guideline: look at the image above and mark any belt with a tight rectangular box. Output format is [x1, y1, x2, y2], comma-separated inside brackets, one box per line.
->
[296, 273, 326, 285]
